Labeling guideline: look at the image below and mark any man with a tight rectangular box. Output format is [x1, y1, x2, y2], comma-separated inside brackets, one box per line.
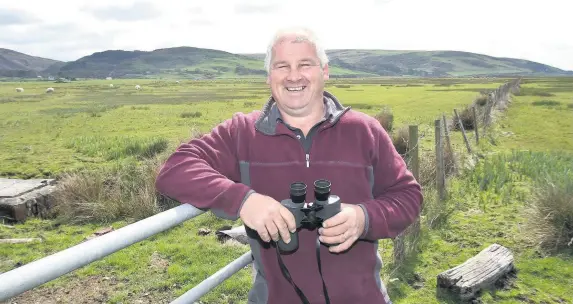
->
[155, 27, 422, 304]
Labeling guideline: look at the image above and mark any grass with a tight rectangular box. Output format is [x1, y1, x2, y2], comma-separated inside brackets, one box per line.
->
[1, 76, 573, 303]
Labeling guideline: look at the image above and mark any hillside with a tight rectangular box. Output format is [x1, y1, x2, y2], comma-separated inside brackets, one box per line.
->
[322, 49, 573, 77]
[0, 48, 63, 78]
[1, 46, 571, 79]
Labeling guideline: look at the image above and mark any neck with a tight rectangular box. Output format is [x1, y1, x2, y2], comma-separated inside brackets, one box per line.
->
[280, 99, 325, 136]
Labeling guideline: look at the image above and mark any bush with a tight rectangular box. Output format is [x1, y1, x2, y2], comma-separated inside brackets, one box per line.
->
[452, 106, 476, 131]
[392, 126, 409, 156]
[475, 94, 488, 106]
[375, 107, 394, 133]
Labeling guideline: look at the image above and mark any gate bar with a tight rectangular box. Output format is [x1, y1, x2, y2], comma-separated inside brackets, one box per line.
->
[170, 251, 254, 304]
[0, 204, 205, 301]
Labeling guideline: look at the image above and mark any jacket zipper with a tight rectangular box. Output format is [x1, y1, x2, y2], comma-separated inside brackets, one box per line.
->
[306, 153, 309, 168]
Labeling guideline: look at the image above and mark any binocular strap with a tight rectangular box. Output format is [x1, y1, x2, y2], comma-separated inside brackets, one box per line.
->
[275, 233, 331, 304]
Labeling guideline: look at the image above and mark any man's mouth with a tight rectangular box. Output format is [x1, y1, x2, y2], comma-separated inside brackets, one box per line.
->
[286, 86, 306, 92]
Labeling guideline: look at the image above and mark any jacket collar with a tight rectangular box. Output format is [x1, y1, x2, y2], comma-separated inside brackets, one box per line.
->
[255, 90, 349, 135]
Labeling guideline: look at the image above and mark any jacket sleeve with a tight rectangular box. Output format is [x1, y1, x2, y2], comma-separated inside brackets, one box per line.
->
[358, 121, 423, 240]
[155, 114, 254, 220]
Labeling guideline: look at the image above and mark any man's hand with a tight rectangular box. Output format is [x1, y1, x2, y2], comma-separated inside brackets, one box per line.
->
[239, 193, 297, 243]
[319, 203, 366, 253]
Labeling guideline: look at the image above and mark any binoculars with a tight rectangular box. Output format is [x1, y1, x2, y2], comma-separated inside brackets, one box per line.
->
[277, 179, 341, 252]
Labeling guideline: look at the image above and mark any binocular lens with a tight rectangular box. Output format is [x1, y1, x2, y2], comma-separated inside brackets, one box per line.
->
[314, 179, 331, 201]
[290, 182, 307, 204]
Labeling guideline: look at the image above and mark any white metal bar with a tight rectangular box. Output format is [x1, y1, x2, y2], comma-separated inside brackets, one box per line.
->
[170, 250, 254, 304]
[0, 204, 205, 301]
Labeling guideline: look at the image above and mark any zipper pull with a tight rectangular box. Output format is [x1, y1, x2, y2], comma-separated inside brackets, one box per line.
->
[306, 154, 310, 167]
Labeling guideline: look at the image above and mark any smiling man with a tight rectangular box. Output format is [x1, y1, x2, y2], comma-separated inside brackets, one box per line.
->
[155, 27, 423, 304]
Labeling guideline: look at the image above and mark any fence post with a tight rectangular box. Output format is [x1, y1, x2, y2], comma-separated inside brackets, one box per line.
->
[454, 109, 472, 154]
[408, 125, 419, 181]
[441, 114, 457, 175]
[392, 125, 420, 264]
[435, 119, 446, 201]
[472, 106, 479, 145]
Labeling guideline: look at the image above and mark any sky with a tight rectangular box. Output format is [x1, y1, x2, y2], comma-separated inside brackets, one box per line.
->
[1, 0, 572, 71]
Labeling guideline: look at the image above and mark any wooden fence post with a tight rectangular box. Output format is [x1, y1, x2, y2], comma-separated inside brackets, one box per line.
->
[472, 106, 479, 145]
[435, 119, 446, 201]
[442, 114, 457, 175]
[393, 125, 420, 264]
[454, 109, 472, 154]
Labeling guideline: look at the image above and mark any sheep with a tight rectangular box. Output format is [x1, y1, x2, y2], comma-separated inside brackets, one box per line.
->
[46, 88, 54, 93]
[135, 85, 141, 90]
[176, 81, 180, 84]
[109, 84, 114, 88]
[16, 88, 24, 92]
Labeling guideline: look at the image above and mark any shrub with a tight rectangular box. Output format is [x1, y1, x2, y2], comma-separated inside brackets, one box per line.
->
[452, 106, 476, 131]
[375, 107, 394, 133]
[392, 126, 409, 156]
[180, 111, 202, 118]
[475, 94, 488, 106]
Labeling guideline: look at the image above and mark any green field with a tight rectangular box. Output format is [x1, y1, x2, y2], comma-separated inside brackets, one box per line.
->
[1, 77, 572, 304]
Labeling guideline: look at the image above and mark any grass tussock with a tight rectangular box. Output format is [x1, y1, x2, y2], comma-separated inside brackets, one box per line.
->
[66, 136, 169, 161]
[452, 106, 476, 131]
[531, 100, 561, 107]
[50, 155, 174, 224]
[180, 111, 202, 118]
[375, 107, 394, 133]
[474, 94, 488, 106]
[392, 126, 409, 156]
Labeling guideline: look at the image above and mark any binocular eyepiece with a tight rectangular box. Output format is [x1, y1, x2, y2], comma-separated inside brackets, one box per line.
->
[289, 179, 332, 204]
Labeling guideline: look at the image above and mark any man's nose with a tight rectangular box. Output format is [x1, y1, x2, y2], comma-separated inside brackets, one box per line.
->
[286, 66, 303, 82]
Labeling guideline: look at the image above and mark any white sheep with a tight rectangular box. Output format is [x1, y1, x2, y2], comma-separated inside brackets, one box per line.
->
[16, 88, 24, 92]
[176, 81, 180, 84]
[135, 85, 141, 90]
[109, 84, 114, 88]
[46, 88, 54, 93]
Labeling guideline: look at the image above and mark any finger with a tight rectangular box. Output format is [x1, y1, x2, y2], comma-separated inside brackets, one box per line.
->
[265, 218, 280, 242]
[322, 211, 348, 228]
[319, 230, 348, 245]
[273, 215, 291, 243]
[319, 223, 348, 237]
[257, 223, 271, 242]
[329, 235, 358, 253]
[279, 207, 297, 233]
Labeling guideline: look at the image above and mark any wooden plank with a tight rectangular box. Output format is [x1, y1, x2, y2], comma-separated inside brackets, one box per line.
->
[437, 244, 515, 300]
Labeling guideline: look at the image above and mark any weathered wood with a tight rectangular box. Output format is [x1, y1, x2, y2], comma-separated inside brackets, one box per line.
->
[437, 244, 515, 300]
[454, 109, 472, 154]
[0, 238, 42, 244]
[442, 114, 457, 175]
[472, 107, 479, 145]
[435, 119, 446, 201]
[216, 226, 249, 245]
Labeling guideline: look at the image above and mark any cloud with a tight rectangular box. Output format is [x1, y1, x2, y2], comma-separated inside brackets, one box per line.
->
[234, 3, 281, 14]
[82, 1, 161, 21]
[0, 8, 40, 25]
[0, 0, 571, 70]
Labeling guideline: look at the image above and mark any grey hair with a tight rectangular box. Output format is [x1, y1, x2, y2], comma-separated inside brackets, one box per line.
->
[263, 27, 329, 73]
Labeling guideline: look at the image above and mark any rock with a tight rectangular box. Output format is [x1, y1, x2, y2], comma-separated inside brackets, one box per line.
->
[197, 228, 211, 236]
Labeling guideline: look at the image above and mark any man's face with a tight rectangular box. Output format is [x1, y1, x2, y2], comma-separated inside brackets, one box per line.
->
[267, 37, 329, 117]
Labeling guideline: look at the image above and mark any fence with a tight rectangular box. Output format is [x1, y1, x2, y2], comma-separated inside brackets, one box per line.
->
[0, 204, 254, 303]
[391, 78, 522, 263]
[0, 78, 522, 302]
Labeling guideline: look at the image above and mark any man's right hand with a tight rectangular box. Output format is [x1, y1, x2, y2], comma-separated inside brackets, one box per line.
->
[239, 193, 297, 243]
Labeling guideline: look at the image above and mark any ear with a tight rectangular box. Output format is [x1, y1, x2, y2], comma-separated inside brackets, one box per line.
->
[322, 64, 330, 81]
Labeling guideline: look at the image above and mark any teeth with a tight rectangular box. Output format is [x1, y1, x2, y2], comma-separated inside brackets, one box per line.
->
[286, 86, 305, 91]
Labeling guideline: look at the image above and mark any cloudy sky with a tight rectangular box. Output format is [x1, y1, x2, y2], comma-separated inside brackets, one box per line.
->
[1, 0, 572, 70]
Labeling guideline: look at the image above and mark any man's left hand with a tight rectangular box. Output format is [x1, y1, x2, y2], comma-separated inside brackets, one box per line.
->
[319, 203, 366, 253]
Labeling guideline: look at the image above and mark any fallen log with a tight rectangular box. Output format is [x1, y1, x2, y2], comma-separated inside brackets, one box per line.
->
[216, 226, 249, 245]
[437, 243, 515, 300]
[0, 238, 43, 244]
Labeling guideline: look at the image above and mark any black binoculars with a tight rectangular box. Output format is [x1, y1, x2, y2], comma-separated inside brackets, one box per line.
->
[277, 179, 341, 252]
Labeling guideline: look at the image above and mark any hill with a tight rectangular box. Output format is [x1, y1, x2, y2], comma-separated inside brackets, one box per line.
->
[0, 48, 63, 78]
[1, 46, 572, 79]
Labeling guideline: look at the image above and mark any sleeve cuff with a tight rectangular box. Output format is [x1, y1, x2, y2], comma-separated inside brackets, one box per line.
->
[357, 203, 369, 239]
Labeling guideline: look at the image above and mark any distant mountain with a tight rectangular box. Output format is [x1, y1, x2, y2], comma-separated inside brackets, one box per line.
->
[0, 48, 63, 78]
[1, 46, 572, 79]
